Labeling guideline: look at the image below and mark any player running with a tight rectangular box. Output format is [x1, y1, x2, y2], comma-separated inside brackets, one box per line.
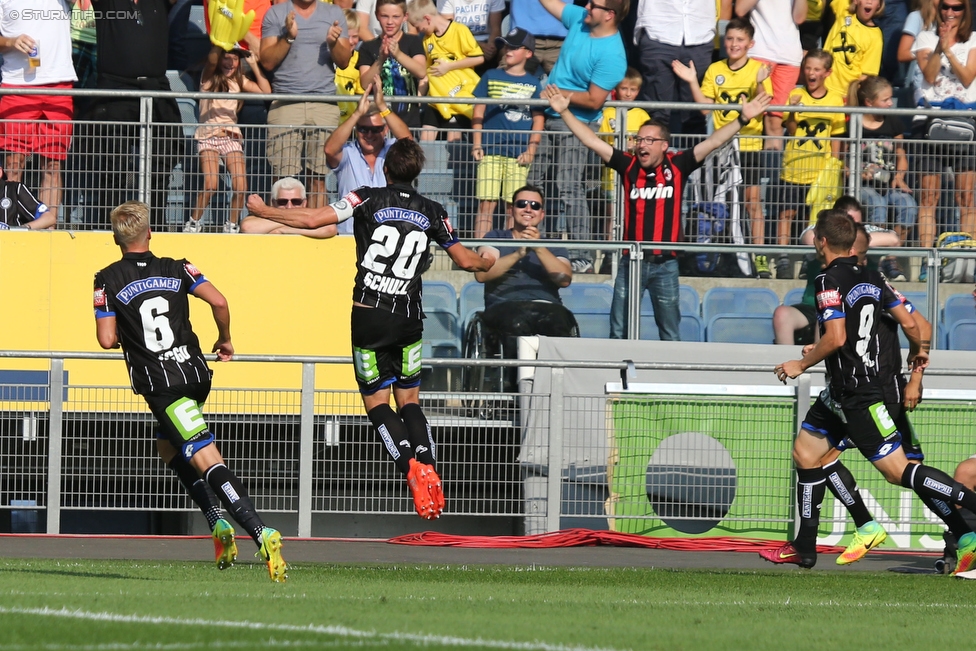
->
[247, 138, 493, 519]
[94, 201, 286, 581]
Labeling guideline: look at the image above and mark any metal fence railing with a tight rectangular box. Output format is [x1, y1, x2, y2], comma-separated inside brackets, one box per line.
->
[2, 351, 975, 550]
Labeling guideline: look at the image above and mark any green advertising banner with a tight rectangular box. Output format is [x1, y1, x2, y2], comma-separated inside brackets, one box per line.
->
[608, 391, 976, 550]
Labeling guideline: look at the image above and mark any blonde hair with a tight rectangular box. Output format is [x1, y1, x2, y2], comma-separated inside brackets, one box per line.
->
[406, 0, 437, 21]
[110, 201, 150, 248]
[344, 8, 360, 29]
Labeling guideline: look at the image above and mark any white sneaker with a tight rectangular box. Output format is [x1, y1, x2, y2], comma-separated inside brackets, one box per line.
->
[183, 219, 203, 234]
[222, 221, 240, 234]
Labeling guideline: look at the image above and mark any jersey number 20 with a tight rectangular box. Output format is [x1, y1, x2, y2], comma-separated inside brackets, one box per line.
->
[362, 225, 429, 279]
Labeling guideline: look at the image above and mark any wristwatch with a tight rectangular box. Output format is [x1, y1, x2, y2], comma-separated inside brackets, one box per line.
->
[737, 113, 750, 126]
[284, 35, 296, 44]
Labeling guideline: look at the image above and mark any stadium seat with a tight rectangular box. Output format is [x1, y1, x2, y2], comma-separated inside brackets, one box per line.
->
[639, 284, 700, 317]
[424, 281, 458, 313]
[560, 283, 613, 312]
[640, 314, 704, 342]
[706, 314, 775, 344]
[948, 319, 976, 351]
[898, 291, 928, 316]
[943, 292, 976, 331]
[422, 308, 461, 358]
[702, 287, 780, 322]
[459, 281, 485, 330]
[783, 287, 805, 306]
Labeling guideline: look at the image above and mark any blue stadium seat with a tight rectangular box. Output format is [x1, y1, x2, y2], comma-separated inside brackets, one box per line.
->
[706, 314, 775, 344]
[639, 284, 700, 316]
[898, 291, 928, 316]
[575, 310, 611, 339]
[640, 314, 704, 342]
[943, 292, 976, 331]
[948, 319, 976, 350]
[702, 287, 780, 322]
[560, 283, 613, 312]
[422, 308, 461, 358]
[424, 281, 458, 313]
[783, 287, 805, 306]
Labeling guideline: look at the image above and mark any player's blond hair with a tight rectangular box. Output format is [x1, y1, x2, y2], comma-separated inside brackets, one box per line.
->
[110, 201, 150, 248]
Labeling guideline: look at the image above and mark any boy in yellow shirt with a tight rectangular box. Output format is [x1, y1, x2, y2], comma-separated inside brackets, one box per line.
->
[673, 18, 774, 276]
[336, 10, 365, 124]
[406, 0, 484, 142]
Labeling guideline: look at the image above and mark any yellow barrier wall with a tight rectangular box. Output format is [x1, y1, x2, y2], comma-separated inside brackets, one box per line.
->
[0, 231, 359, 392]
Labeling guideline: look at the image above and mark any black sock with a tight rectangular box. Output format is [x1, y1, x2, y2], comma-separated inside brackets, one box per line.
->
[204, 463, 265, 545]
[902, 463, 976, 513]
[794, 467, 827, 554]
[167, 456, 222, 530]
[400, 403, 436, 469]
[368, 404, 412, 475]
[917, 494, 973, 540]
[823, 460, 873, 528]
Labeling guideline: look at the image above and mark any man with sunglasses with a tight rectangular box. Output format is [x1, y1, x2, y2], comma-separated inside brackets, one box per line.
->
[475, 185, 576, 388]
[544, 83, 771, 340]
[241, 176, 337, 237]
[325, 82, 413, 234]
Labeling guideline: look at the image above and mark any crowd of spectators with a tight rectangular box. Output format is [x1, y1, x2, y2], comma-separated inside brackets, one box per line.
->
[1, 0, 975, 288]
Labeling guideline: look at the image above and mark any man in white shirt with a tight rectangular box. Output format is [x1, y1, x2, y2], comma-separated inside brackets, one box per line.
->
[0, 0, 77, 226]
[634, 0, 714, 133]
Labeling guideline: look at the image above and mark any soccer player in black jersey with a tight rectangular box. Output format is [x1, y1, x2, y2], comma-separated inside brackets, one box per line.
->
[247, 139, 493, 519]
[766, 210, 976, 572]
[93, 201, 287, 582]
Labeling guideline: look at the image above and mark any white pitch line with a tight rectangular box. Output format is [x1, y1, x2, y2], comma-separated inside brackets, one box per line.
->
[0, 606, 627, 651]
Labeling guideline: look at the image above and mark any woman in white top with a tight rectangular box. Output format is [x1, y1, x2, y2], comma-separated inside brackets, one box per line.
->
[898, 0, 938, 103]
[735, 0, 806, 149]
[912, 0, 976, 247]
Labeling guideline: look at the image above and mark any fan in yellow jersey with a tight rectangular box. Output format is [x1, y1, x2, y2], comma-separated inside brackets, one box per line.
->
[822, 0, 884, 98]
[777, 48, 847, 278]
[407, 0, 484, 141]
[673, 18, 774, 274]
[336, 10, 366, 123]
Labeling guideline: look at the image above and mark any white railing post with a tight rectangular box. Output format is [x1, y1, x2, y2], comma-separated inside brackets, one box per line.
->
[545, 367, 565, 533]
[45, 357, 65, 534]
[298, 362, 315, 538]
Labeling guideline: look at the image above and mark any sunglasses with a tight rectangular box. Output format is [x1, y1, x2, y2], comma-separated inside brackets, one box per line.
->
[589, 2, 615, 11]
[514, 199, 543, 210]
[941, 3, 965, 10]
[275, 197, 305, 206]
[356, 125, 385, 134]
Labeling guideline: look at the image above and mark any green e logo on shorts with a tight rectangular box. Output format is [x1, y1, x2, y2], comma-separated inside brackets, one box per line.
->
[165, 397, 208, 440]
[402, 341, 422, 377]
[869, 402, 897, 436]
[354, 347, 379, 382]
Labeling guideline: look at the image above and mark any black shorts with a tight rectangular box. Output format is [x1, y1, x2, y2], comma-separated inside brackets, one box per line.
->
[143, 381, 214, 454]
[421, 106, 472, 131]
[803, 391, 902, 461]
[797, 20, 824, 53]
[792, 302, 817, 345]
[739, 149, 763, 187]
[776, 179, 812, 225]
[908, 122, 976, 173]
[351, 305, 425, 395]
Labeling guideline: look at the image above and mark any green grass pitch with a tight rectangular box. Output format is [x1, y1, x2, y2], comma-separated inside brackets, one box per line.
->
[0, 558, 971, 650]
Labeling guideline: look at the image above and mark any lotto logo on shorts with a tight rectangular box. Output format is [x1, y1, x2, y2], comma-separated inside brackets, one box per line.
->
[816, 289, 842, 309]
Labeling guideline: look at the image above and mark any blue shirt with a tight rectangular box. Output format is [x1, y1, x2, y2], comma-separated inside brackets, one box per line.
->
[510, 0, 568, 39]
[546, 4, 627, 123]
[472, 69, 544, 158]
[482, 229, 570, 309]
[330, 137, 395, 234]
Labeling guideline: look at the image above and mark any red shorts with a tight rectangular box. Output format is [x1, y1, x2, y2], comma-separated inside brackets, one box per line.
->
[0, 83, 74, 161]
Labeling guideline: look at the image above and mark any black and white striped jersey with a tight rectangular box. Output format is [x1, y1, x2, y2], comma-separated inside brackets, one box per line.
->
[94, 251, 212, 395]
[345, 183, 459, 319]
[815, 255, 901, 400]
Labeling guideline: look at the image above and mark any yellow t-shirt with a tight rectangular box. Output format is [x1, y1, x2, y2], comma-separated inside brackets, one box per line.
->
[822, 0, 883, 98]
[781, 86, 847, 185]
[806, 0, 823, 22]
[336, 49, 363, 124]
[598, 106, 651, 192]
[423, 21, 483, 119]
[699, 58, 773, 152]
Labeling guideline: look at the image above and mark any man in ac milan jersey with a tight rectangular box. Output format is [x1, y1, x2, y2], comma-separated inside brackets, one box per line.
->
[93, 201, 287, 582]
[544, 83, 771, 339]
[247, 139, 493, 520]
